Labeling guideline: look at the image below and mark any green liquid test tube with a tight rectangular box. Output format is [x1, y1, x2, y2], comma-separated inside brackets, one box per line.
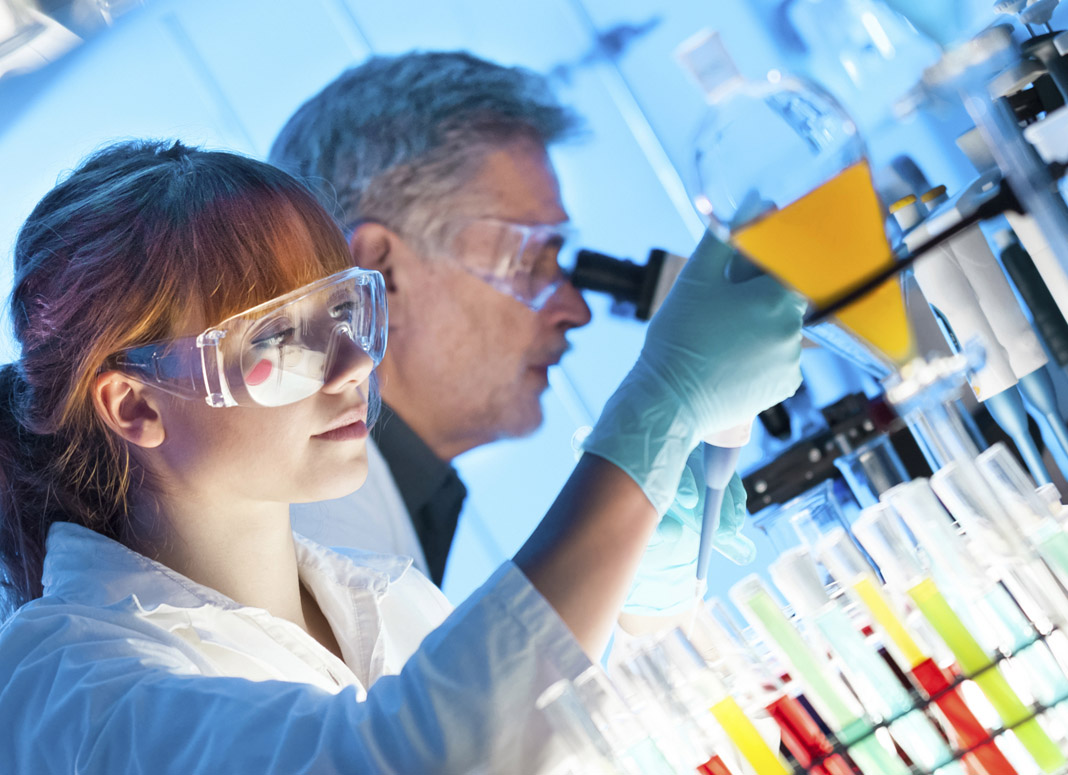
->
[733, 578, 909, 775]
[977, 444, 1068, 590]
[1035, 522, 1068, 580]
[771, 549, 965, 774]
[983, 585, 1068, 707]
[848, 575, 1020, 775]
[907, 470, 1068, 709]
[909, 577, 1067, 773]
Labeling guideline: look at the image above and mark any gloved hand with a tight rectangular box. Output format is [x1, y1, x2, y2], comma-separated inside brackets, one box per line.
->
[623, 447, 754, 616]
[583, 229, 806, 513]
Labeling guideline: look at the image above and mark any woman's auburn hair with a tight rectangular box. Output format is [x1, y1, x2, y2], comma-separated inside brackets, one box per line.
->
[0, 140, 353, 614]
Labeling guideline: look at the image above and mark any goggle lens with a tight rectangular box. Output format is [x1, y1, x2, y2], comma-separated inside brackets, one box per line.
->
[236, 276, 385, 407]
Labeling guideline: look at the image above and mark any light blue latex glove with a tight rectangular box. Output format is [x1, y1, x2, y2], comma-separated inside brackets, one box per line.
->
[623, 447, 753, 616]
[583, 230, 805, 514]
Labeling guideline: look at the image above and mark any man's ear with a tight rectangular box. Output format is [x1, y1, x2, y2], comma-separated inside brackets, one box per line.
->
[349, 222, 401, 292]
[92, 372, 166, 449]
[349, 222, 411, 326]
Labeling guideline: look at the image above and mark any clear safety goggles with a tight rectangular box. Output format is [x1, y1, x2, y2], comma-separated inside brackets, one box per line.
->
[106, 266, 387, 408]
[442, 217, 575, 310]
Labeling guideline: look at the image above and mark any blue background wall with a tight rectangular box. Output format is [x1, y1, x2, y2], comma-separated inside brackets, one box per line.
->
[1, 0, 1060, 604]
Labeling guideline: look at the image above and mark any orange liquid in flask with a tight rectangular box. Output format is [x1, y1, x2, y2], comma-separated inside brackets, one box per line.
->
[731, 161, 915, 366]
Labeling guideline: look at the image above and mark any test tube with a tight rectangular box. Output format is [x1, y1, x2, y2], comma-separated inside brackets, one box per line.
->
[615, 637, 739, 775]
[931, 455, 1068, 624]
[730, 575, 910, 774]
[770, 547, 967, 775]
[817, 526, 1019, 775]
[646, 630, 793, 775]
[536, 679, 636, 775]
[853, 504, 1067, 773]
[834, 434, 910, 509]
[692, 601, 859, 775]
[568, 667, 676, 774]
[905, 473, 1068, 710]
[976, 443, 1068, 586]
[752, 480, 858, 558]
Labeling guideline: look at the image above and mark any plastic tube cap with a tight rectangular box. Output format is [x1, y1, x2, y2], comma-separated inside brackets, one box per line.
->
[931, 458, 1034, 549]
[976, 443, 1050, 530]
[851, 503, 923, 589]
[816, 526, 875, 582]
[675, 29, 742, 103]
[884, 479, 990, 587]
[770, 547, 830, 619]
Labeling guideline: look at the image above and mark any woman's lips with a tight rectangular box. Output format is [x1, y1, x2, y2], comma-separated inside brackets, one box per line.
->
[313, 419, 368, 441]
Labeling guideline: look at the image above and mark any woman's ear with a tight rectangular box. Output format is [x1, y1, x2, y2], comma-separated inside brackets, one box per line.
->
[92, 372, 166, 448]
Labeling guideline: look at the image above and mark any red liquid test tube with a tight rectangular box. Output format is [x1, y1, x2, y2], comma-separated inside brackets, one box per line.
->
[766, 693, 858, 775]
[697, 754, 734, 775]
[910, 656, 1017, 775]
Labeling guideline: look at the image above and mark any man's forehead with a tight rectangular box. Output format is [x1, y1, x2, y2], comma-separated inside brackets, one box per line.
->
[455, 140, 568, 224]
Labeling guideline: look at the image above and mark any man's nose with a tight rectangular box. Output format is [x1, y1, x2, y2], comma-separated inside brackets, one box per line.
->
[541, 279, 592, 329]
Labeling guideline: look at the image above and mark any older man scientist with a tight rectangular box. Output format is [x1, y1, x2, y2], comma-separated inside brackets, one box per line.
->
[272, 50, 799, 614]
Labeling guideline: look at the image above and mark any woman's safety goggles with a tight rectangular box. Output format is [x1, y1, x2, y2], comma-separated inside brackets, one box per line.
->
[106, 266, 387, 408]
[442, 217, 574, 310]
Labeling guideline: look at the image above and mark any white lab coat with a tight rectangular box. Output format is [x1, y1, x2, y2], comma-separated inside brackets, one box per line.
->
[0, 522, 592, 774]
[291, 437, 431, 578]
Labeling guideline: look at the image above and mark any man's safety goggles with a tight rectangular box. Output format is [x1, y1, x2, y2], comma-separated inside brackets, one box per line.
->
[106, 266, 387, 408]
[442, 217, 575, 310]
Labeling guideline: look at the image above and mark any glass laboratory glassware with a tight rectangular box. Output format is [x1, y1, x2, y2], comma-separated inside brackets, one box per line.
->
[786, 0, 939, 131]
[924, 26, 1068, 288]
[535, 679, 628, 775]
[929, 458, 1068, 630]
[816, 526, 1021, 775]
[854, 502, 1068, 773]
[730, 574, 913, 774]
[624, 630, 793, 775]
[833, 433, 910, 508]
[676, 31, 1021, 482]
[976, 443, 1068, 586]
[886, 478, 1068, 719]
[751, 479, 855, 557]
[560, 666, 676, 775]
[692, 601, 861, 775]
[677, 29, 917, 371]
[612, 639, 731, 775]
[881, 351, 993, 474]
[770, 547, 969, 775]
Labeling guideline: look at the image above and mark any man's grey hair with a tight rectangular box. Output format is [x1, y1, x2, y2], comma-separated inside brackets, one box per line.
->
[268, 51, 582, 251]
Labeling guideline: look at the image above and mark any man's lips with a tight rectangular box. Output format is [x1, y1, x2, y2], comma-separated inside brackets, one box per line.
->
[529, 345, 569, 370]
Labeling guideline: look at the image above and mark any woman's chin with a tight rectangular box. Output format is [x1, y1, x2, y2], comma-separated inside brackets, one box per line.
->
[298, 462, 369, 504]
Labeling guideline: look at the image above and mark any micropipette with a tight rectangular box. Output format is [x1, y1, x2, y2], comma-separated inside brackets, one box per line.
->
[696, 426, 751, 584]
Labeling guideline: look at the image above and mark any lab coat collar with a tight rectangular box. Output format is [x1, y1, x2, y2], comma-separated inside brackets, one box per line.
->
[41, 521, 411, 614]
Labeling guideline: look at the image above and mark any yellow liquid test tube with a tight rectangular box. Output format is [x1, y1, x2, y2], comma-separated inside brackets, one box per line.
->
[709, 695, 791, 775]
[853, 576, 926, 669]
[908, 576, 1067, 773]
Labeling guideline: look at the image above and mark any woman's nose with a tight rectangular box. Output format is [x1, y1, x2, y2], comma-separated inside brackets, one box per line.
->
[321, 328, 375, 393]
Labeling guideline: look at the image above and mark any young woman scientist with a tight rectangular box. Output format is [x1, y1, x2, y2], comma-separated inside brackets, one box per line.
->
[0, 141, 804, 773]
